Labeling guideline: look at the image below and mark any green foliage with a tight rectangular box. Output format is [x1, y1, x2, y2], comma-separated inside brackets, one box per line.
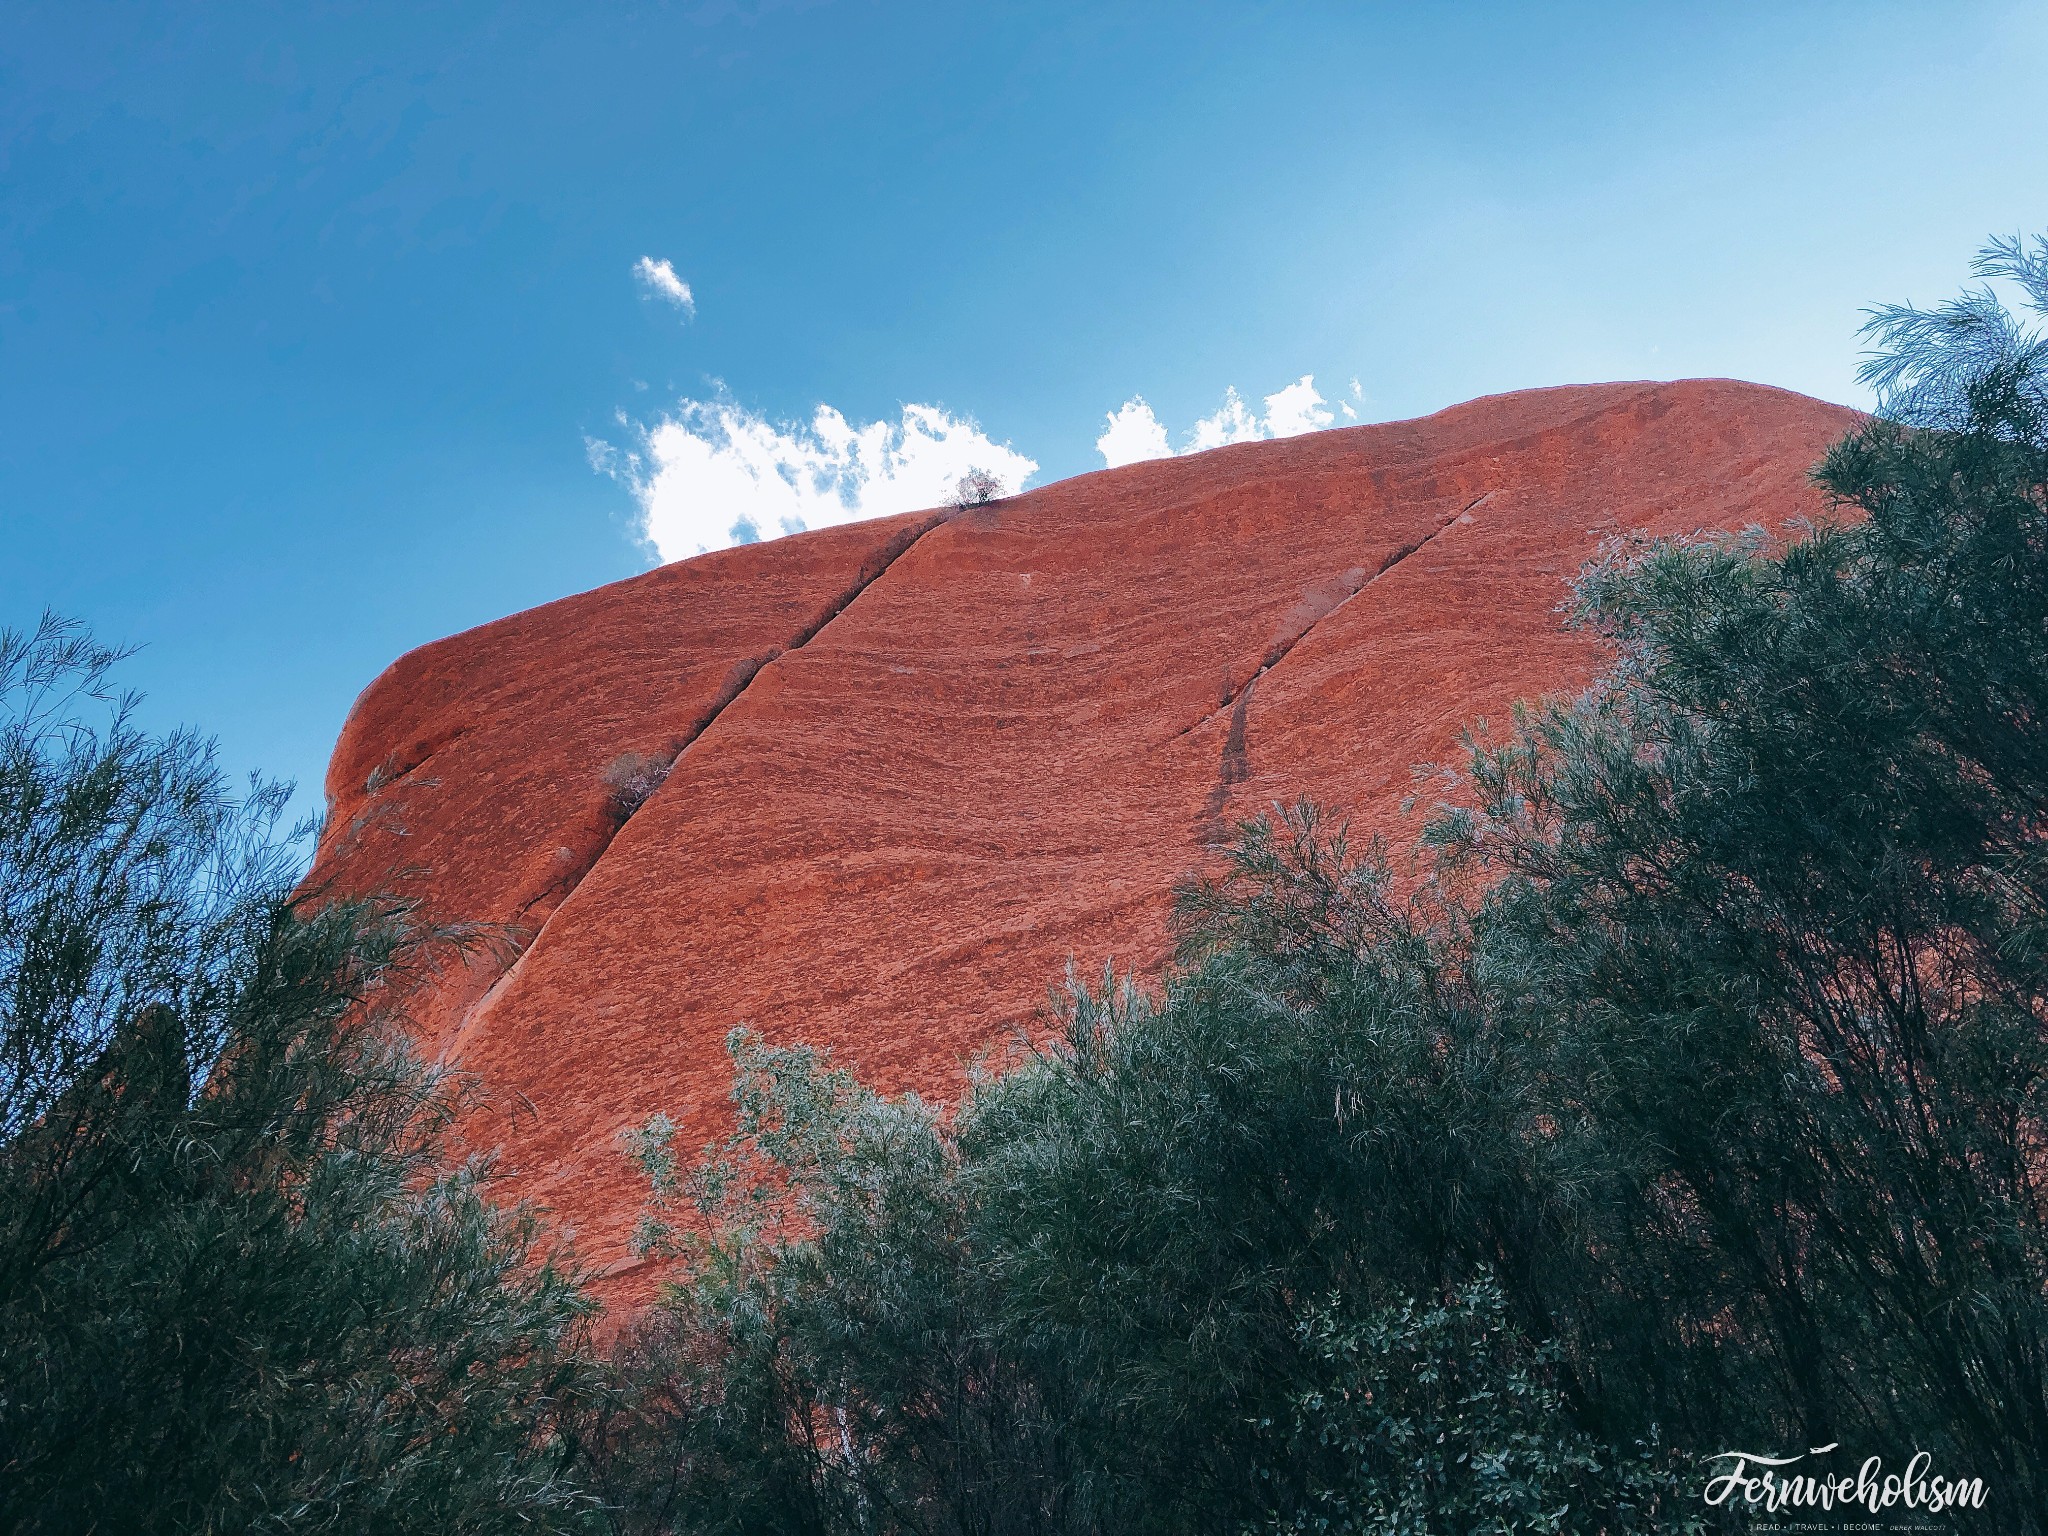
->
[588, 1029, 1080, 1535]
[1425, 366, 2048, 1501]
[0, 616, 601, 1534]
[602, 932, 1662, 1534]
[1856, 230, 2048, 429]
[1265, 1275, 1691, 1536]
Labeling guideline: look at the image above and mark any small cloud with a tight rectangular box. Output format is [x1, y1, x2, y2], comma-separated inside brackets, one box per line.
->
[584, 435, 622, 477]
[1188, 387, 1263, 451]
[596, 393, 1038, 561]
[1095, 397, 1172, 468]
[1095, 373, 1343, 467]
[633, 256, 695, 314]
[1262, 375, 1332, 438]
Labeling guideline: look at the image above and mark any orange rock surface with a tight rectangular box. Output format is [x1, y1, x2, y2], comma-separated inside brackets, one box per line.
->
[312, 379, 1859, 1289]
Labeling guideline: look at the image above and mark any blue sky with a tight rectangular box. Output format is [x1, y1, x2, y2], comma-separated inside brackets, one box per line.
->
[4, 0, 2046, 814]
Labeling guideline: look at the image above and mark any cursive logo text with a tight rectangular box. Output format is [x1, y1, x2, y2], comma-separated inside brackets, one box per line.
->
[1701, 1444, 1986, 1517]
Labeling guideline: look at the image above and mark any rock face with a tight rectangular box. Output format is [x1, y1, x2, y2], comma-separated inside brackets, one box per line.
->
[312, 379, 1859, 1288]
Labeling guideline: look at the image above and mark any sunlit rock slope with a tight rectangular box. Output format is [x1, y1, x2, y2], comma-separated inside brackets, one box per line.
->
[311, 379, 1859, 1289]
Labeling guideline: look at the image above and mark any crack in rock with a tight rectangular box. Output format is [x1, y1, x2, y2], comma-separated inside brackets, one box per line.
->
[364, 722, 473, 796]
[451, 508, 958, 1043]
[1183, 494, 1486, 846]
[1171, 493, 1485, 749]
[1193, 679, 1258, 846]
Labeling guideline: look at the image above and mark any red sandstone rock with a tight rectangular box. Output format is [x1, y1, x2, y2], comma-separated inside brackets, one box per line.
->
[311, 379, 1860, 1293]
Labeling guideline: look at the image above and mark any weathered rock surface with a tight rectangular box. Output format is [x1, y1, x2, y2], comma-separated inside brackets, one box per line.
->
[312, 379, 1859, 1289]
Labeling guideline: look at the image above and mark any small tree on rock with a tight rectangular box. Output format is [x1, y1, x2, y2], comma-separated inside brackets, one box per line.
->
[947, 468, 1005, 510]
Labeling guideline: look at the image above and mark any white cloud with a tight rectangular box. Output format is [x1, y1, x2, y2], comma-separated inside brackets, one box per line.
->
[633, 256, 695, 314]
[1094, 397, 1172, 468]
[1261, 375, 1333, 437]
[598, 394, 1039, 561]
[1187, 387, 1263, 451]
[1095, 373, 1344, 468]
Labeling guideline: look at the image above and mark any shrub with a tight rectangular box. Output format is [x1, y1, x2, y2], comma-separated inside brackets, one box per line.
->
[1263, 1275, 1691, 1535]
[947, 468, 1005, 509]
[0, 616, 601, 1534]
[603, 749, 673, 826]
[1426, 363, 2048, 1506]
[590, 1030, 1069, 1536]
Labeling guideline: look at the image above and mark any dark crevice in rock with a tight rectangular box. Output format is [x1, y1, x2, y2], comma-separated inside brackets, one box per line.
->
[787, 511, 952, 651]
[1194, 679, 1258, 846]
[472, 509, 957, 1012]
[624, 507, 952, 832]
[365, 722, 472, 795]
[323, 724, 473, 867]
[1183, 494, 1485, 845]
[1170, 494, 1484, 749]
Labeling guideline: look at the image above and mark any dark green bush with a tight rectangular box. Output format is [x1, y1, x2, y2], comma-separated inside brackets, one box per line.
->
[1262, 1275, 1687, 1535]
[1429, 372, 2048, 1495]
[0, 617, 602, 1534]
